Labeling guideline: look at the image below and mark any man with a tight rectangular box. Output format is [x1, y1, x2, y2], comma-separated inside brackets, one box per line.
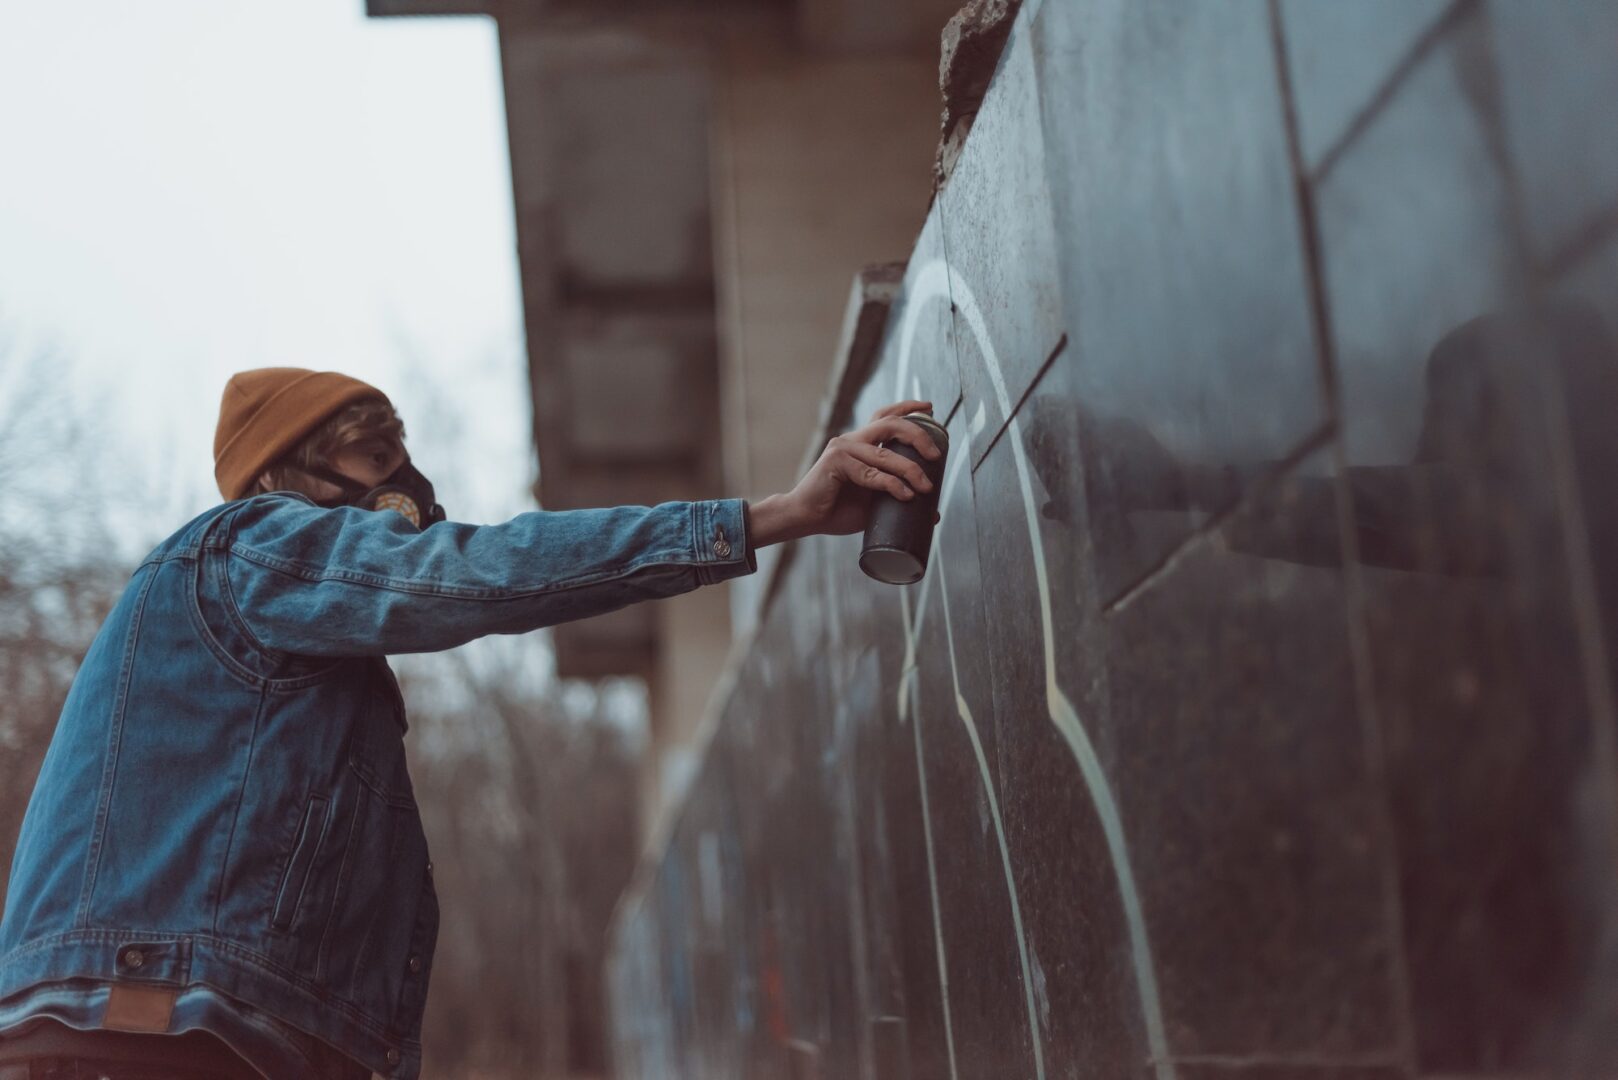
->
[0, 367, 940, 1079]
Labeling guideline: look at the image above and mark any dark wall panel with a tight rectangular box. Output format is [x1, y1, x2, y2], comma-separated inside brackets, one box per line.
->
[1030, 0, 1329, 605]
[609, 1, 1618, 1076]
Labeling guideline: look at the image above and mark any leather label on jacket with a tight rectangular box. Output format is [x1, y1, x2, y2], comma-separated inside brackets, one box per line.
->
[103, 984, 178, 1034]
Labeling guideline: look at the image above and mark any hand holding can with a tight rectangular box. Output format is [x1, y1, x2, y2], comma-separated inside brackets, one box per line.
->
[859, 412, 950, 585]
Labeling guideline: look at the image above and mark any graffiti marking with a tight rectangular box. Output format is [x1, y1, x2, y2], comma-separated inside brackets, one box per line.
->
[893, 258, 1174, 1080]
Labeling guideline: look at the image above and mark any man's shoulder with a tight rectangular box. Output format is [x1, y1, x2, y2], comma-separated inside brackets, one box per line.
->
[141, 493, 320, 563]
[225, 491, 320, 524]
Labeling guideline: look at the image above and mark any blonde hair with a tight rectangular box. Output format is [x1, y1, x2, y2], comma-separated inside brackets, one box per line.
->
[257, 397, 406, 497]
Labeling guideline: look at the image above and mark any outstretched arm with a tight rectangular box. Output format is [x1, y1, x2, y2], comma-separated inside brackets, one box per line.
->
[216, 400, 941, 658]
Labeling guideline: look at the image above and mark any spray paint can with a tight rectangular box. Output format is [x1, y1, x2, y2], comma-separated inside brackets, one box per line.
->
[859, 412, 950, 585]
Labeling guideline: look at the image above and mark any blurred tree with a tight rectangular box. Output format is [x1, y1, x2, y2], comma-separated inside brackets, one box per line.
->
[0, 338, 138, 917]
[401, 647, 642, 1079]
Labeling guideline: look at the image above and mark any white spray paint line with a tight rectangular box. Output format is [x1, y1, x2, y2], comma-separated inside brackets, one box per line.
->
[892, 267, 952, 653]
[931, 408, 1048, 1079]
[892, 278, 1041, 1077]
[896, 374, 974, 720]
[893, 429, 958, 1080]
[895, 435, 978, 1080]
[889, 258, 1173, 1078]
[908, 661, 962, 1080]
[892, 259, 961, 718]
[896, 404, 1027, 1077]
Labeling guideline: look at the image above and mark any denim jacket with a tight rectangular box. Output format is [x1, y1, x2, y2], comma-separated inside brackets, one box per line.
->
[0, 492, 755, 1079]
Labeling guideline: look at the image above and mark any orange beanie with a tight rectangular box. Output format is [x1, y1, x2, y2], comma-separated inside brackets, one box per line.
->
[214, 368, 391, 501]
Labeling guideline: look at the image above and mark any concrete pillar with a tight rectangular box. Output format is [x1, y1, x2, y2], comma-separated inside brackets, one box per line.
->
[797, 0, 966, 55]
[710, 43, 941, 634]
[642, 584, 734, 841]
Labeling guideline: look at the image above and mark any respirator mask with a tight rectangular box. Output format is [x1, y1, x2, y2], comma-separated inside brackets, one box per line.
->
[304, 456, 447, 529]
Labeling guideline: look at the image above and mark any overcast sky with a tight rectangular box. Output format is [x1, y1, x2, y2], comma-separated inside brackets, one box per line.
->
[0, 0, 530, 544]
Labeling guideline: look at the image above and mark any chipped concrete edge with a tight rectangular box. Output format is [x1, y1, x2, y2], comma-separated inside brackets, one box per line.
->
[936, 0, 1026, 191]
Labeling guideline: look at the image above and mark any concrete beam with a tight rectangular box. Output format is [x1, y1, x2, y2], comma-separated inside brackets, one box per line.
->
[797, 0, 964, 55]
[366, 0, 493, 16]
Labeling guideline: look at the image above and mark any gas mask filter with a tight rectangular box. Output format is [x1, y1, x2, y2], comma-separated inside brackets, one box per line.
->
[303, 457, 447, 529]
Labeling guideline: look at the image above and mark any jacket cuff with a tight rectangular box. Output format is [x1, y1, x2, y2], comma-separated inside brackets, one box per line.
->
[695, 499, 757, 585]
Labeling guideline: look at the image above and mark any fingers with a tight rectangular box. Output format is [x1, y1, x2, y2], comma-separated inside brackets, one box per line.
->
[839, 438, 934, 498]
[869, 399, 933, 422]
[854, 416, 943, 461]
[847, 458, 915, 500]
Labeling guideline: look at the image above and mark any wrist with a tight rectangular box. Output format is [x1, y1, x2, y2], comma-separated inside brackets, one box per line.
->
[747, 493, 808, 548]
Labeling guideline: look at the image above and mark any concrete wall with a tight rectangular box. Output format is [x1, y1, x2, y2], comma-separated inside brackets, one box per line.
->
[606, 0, 1618, 1076]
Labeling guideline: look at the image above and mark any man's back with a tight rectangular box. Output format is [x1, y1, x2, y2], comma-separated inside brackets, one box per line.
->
[0, 495, 435, 1079]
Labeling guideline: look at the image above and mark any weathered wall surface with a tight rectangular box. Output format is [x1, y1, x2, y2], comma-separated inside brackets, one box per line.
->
[607, 0, 1618, 1076]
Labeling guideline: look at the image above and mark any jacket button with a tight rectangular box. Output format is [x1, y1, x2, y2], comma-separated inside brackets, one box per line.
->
[713, 537, 731, 559]
[122, 948, 145, 969]
[386, 1048, 401, 1067]
[408, 955, 423, 973]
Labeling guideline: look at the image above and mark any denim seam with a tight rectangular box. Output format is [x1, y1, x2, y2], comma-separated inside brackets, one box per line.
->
[349, 808, 406, 982]
[0, 929, 183, 965]
[347, 757, 418, 811]
[186, 585, 335, 692]
[184, 507, 274, 689]
[0, 930, 420, 1047]
[700, 501, 721, 586]
[204, 935, 407, 1045]
[696, 500, 733, 587]
[316, 797, 364, 983]
[390, 879, 434, 1031]
[4, 934, 411, 1047]
[75, 567, 160, 928]
[227, 543, 706, 599]
[705, 499, 752, 585]
[269, 791, 333, 936]
[212, 686, 269, 936]
[214, 507, 287, 665]
[191, 507, 345, 690]
[218, 556, 281, 667]
[185, 548, 272, 691]
[690, 502, 707, 586]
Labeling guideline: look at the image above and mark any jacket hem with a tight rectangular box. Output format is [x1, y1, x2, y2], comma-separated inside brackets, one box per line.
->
[0, 931, 420, 1080]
